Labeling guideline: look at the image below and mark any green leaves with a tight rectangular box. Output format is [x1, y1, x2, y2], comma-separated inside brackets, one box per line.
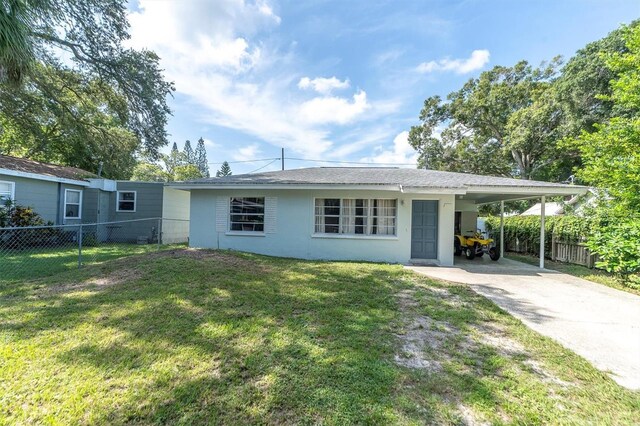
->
[586, 218, 640, 276]
[0, 0, 173, 171]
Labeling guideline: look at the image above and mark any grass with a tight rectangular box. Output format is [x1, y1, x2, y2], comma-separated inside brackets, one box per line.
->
[0, 243, 179, 283]
[1, 249, 638, 424]
[506, 252, 640, 295]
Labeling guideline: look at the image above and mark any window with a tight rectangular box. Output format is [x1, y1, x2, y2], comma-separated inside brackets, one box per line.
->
[315, 198, 397, 236]
[64, 189, 82, 219]
[229, 197, 264, 232]
[0, 181, 15, 203]
[117, 191, 136, 212]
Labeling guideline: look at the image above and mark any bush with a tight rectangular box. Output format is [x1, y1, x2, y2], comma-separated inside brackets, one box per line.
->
[586, 217, 640, 277]
[0, 199, 49, 228]
[485, 215, 592, 256]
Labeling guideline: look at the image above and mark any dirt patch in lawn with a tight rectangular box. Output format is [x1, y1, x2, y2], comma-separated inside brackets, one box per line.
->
[149, 248, 272, 272]
[42, 249, 269, 295]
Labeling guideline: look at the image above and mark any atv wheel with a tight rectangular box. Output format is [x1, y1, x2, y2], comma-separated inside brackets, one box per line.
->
[465, 246, 475, 260]
[454, 238, 462, 256]
[489, 247, 500, 261]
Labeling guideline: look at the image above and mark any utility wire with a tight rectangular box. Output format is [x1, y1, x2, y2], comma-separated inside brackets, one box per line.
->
[208, 156, 416, 168]
[207, 157, 280, 165]
[247, 158, 280, 174]
[285, 157, 417, 166]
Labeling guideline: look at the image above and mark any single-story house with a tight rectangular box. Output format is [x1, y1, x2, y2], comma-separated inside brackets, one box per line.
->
[0, 155, 189, 243]
[520, 189, 596, 217]
[171, 167, 587, 267]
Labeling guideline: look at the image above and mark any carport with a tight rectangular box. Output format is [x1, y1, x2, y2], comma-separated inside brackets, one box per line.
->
[455, 184, 588, 268]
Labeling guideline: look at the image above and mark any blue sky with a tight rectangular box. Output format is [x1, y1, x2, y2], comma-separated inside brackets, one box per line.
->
[127, 0, 639, 175]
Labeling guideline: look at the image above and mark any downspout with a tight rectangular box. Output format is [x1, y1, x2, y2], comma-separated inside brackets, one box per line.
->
[540, 196, 546, 269]
[56, 182, 62, 225]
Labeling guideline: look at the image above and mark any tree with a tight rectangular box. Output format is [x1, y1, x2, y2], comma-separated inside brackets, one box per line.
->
[571, 24, 640, 278]
[183, 140, 195, 164]
[130, 162, 167, 182]
[0, 0, 173, 165]
[162, 142, 186, 181]
[216, 161, 232, 177]
[174, 164, 203, 181]
[409, 59, 566, 180]
[0, 65, 139, 178]
[195, 137, 210, 178]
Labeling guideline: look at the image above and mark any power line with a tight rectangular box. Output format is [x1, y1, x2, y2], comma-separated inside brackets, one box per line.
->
[285, 157, 417, 166]
[247, 158, 280, 174]
[207, 157, 280, 165]
[208, 155, 417, 168]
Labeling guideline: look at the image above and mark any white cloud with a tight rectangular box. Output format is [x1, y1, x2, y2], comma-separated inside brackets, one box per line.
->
[234, 144, 261, 161]
[298, 91, 370, 125]
[127, 0, 395, 159]
[298, 76, 350, 94]
[360, 131, 418, 166]
[416, 49, 490, 74]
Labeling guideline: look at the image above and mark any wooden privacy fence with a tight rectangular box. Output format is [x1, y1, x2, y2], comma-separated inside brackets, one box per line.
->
[550, 235, 598, 268]
[500, 233, 598, 268]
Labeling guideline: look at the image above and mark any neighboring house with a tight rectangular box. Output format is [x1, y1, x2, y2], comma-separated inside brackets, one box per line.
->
[0, 155, 189, 243]
[171, 167, 585, 266]
[520, 190, 596, 216]
[0, 155, 96, 225]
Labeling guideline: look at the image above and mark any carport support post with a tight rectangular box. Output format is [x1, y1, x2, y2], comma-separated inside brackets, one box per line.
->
[540, 196, 545, 269]
[500, 201, 504, 259]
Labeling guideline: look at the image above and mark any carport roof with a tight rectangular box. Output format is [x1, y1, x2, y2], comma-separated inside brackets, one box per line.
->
[171, 167, 586, 201]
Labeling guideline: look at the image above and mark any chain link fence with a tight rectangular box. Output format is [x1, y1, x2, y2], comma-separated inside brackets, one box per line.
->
[0, 218, 189, 283]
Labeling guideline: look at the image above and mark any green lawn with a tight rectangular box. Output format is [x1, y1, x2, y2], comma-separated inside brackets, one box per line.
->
[0, 243, 178, 284]
[1, 249, 638, 424]
[506, 252, 640, 295]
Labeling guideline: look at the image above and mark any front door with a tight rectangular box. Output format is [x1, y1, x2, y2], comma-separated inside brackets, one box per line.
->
[411, 200, 438, 259]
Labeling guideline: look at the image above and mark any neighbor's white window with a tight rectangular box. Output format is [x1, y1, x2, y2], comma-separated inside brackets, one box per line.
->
[0, 180, 15, 203]
[117, 191, 136, 212]
[314, 198, 397, 236]
[64, 189, 82, 219]
[229, 197, 264, 232]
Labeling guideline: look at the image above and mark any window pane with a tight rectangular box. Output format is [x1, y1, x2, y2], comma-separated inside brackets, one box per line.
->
[119, 192, 135, 201]
[229, 197, 264, 231]
[0, 183, 10, 193]
[66, 204, 80, 218]
[66, 191, 80, 204]
[119, 201, 135, 211]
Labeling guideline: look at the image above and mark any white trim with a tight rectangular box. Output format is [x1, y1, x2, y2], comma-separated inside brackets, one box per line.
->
[64, 189, 82, 220]
[228, 196, 265, 233]
[312, 197, 398, 237]
[225, 231, 266, 237]
[466, 186, 587, 196]
[311, 233, 398, 241]
[116, 190, 137, 212]
[0, 168, 90, 186]
[0, 180, 15, 201]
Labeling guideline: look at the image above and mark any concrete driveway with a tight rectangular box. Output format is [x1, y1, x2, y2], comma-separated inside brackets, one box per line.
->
[407, 257, 640, 390]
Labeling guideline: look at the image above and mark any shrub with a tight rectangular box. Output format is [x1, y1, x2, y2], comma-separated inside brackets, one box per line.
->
[485, 215, 592, 256]
[586, 217, 640, 277]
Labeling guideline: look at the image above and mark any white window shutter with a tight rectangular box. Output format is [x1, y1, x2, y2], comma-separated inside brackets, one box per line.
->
[216, 197, 229, 232]
[265, 197, 277, 234]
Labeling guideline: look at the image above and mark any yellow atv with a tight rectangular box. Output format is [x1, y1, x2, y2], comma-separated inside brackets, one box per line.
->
[454, 231, 500, 261]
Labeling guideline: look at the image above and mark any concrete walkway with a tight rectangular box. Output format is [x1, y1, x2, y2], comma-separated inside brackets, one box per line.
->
[407, 257, 640, 390]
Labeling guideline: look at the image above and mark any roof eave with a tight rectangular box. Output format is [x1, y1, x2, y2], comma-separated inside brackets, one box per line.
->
[0, 167, 91, 186]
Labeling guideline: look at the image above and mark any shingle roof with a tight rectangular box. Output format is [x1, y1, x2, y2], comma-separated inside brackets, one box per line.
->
[0, 154, 96, 181]
[182, 167, 578, 189]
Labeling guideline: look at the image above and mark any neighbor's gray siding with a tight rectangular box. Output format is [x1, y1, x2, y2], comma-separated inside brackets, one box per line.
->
[104, 182, 165, 242]
[82, 188, 100, 224]
[0, 173, 85, 225]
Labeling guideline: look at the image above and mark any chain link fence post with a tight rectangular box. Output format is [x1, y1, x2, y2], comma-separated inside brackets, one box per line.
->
[78, 223, 83, 269]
